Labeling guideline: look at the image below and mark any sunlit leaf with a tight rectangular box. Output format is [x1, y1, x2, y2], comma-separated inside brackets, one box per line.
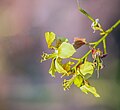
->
[49, 58, 56, 77]
[80, 61, 94, 78]
[74, 75, 83, 87]
[45, 32, 55, 48]
[80, 83, 100, 97]
[58, 42, 76, 58]
[55, 58, 67, 74]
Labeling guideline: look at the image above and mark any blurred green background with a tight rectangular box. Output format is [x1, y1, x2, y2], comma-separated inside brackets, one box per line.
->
[0, 0, 120, 110]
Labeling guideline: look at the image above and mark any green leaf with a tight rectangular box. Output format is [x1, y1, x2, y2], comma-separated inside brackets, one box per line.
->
[74, 75, 83, 87]
[80, 83, 100, 97]
[49, 58, 56, 77]
[58, 42, 76, 58]
[80, 61, 94, 78]
[45, 32, 55, 48]
[55, 58, 67, 74]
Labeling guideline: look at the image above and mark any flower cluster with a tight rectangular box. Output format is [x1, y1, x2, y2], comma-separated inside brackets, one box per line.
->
[41, 32, 76, 77]
[40, 2, 120, 98]
[41, 32, 102, 97]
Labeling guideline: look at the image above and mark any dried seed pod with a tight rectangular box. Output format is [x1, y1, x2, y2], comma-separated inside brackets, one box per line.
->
[73, 37, 86, 49]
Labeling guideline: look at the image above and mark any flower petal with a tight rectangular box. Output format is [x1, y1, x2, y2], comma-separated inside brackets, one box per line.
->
[73, 75, 83, 87]
[49, 58, 56, 77]
[80, 83, 100, 97]
[45, 32, 55, 48]
[80, 61, 94, 79]
[58, 42, 76, 58]
[55, 59, 67, 74]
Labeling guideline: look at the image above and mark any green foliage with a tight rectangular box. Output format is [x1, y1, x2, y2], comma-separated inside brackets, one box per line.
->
[41, 1, 120, 97]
